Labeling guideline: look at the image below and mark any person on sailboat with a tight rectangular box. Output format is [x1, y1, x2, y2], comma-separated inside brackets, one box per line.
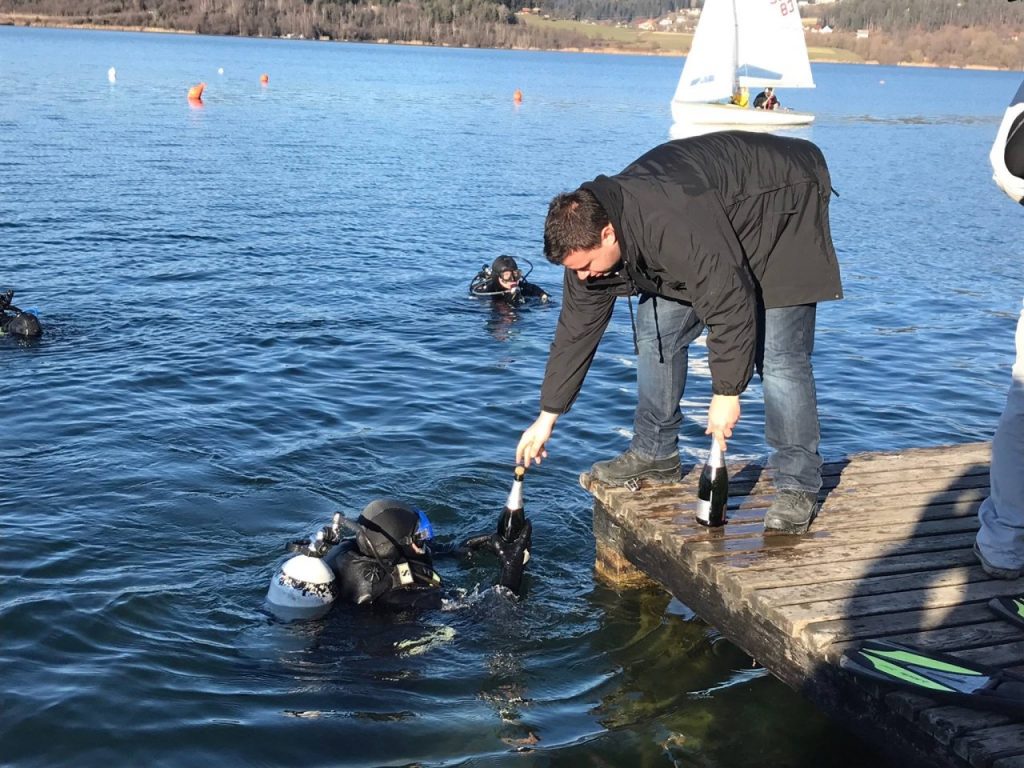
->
[730, 87, 749, 108]
[753, 87, 780, 110]
[515, 131, 843, 536]
[974, 75, 1024, 580]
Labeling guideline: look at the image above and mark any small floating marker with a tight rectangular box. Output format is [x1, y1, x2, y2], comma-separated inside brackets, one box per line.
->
[187, 82, 205, 102]
[513, 88, 523, 103]
[879, 79, 886, 85]
[218, 67, 224, 75]
[107, 66, 116, 83]
[260, 73, 269, 85]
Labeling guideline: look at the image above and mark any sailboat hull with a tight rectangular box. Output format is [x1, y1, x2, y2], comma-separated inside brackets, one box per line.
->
[671, 100, 814, 129]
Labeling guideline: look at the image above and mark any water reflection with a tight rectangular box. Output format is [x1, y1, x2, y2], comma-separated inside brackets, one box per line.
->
[485, 300, 522, 343]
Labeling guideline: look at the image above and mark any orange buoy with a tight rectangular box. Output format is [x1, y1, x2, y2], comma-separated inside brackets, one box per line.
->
[187, 82, 205, 101]
[513, 88, 523, 103]
[260, 73, 269, 85]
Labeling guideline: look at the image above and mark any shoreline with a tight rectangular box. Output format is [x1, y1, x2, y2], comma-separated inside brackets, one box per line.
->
[0, 15, 1018, 71]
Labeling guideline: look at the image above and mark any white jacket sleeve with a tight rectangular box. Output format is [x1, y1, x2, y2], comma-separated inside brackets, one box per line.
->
[991, 79, 1024, 204]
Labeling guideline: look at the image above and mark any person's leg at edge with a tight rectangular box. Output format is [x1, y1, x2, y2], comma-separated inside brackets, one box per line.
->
[976, 299, 1024, 577]
[590, 294, 703, 485]
[762, 303, 824, 533]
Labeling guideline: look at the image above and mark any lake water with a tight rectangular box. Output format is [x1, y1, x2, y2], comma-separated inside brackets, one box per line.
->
[1, 25, 1022, 767]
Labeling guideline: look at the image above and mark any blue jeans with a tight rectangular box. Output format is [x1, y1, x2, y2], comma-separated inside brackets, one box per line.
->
[976, 300, 1024, 570]
[630, 294, 823, 494]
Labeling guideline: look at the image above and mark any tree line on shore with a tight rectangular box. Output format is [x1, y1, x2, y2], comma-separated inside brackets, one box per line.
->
[818, 0, 1023, 68]
[0, 0, 593, 48]
[0, 0, 1021, 69]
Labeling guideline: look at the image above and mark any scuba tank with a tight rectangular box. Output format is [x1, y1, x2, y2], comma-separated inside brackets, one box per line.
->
[265, 513, 345, 620]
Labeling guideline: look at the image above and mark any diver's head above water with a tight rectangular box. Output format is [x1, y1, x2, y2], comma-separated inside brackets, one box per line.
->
[356, 498, 434, 564]
[0, 290, 42, 338]
[490, 255, 523, 292]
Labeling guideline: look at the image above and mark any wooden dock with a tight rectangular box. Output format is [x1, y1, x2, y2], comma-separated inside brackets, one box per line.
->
[586, 441, 1024, 768]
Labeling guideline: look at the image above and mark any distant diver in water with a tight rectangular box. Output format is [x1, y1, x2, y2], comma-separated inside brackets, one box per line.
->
[266, 471, 532, 619]
[0, 290, 42, 338]
[470, 256, 549, 306]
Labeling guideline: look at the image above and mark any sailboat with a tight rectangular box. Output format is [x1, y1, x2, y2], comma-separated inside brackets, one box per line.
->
[670, 0, 815, 130]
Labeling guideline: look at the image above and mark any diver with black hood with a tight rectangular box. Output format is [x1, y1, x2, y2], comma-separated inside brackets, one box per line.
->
[0, 290, 42, 338]
[470, 256, 549, 306]
[266, 468, 533, 618]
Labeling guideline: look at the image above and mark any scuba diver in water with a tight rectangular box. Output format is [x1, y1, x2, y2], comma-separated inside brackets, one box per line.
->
[0, 290, 42, 338]
[267, 469, 532, 618]
[470, 255, 549, 306]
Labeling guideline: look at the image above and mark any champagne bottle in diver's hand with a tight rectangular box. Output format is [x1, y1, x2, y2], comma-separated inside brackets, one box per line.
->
[498, 465, 527, 544]
[494, 465, 531, 594]
[696, 439, 728, 527]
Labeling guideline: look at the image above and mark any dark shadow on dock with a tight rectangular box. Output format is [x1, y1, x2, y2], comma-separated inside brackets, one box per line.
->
[800, 454, 1024, 768]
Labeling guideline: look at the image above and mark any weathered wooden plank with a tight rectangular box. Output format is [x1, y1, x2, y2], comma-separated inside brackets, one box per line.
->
[748, 565, 989, 608]
[588, 441, 990, 501]
[941, 642, 1024, 669]
[805, 602, 1019, 651]
[643, 494, 986, 534]
[704, 531, 979, 574]
[608, 508, 980, 565]
[603, 487, 988, 533]
[713, 549, 983, 595]
[919, 705, 1016, 747]
[954, 724, 1024, 766]
[764, 577, 1022, 638]
[676, 441, 992, 485]
[832, 621, 1024, 656]
[594, 463, 990, 508]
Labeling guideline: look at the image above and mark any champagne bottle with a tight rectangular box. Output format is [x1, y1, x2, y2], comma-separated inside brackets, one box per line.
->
[496, 465, 530, 594]
[696, 439, 728, 527]
[498, 465, 527, 543]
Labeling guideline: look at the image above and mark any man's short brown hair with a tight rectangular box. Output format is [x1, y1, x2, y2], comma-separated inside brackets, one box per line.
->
[543, 188, 609, 265]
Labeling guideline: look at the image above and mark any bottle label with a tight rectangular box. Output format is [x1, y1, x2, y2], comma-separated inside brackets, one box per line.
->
[696, 499, 712, 524]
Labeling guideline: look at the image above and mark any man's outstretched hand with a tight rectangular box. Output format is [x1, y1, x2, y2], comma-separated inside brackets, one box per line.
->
[516, 411, 558, 466]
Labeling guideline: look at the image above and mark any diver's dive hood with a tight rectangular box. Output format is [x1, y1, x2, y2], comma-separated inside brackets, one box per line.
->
[356, 498, 431, 563]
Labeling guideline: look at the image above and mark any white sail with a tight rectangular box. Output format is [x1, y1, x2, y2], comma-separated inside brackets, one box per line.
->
[735, 0, 815, 90]
[673, 0, 738, 104]
[672, 0, 814, 108]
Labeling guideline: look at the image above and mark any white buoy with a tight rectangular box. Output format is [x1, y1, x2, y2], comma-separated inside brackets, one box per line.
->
[218, 67, 224, 75]
[108, 67, 116, 84]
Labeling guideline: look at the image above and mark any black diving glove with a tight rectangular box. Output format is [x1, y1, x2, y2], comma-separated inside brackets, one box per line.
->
[463, 521, 532, 596]
[495, 519, 531, 595]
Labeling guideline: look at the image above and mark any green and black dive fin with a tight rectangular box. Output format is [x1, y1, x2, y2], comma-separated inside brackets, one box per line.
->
[840, 639, 1024, 714]
[990, 596, 1024, 630]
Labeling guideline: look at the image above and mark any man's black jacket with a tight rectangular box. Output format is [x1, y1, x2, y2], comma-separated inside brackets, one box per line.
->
[539, 131, 843, 413]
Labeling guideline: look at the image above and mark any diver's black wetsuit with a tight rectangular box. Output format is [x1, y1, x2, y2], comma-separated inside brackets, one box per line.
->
[331, 540, 445, 610]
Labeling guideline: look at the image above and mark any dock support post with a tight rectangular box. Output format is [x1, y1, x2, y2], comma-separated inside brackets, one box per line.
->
[593, 500, 659, 589]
